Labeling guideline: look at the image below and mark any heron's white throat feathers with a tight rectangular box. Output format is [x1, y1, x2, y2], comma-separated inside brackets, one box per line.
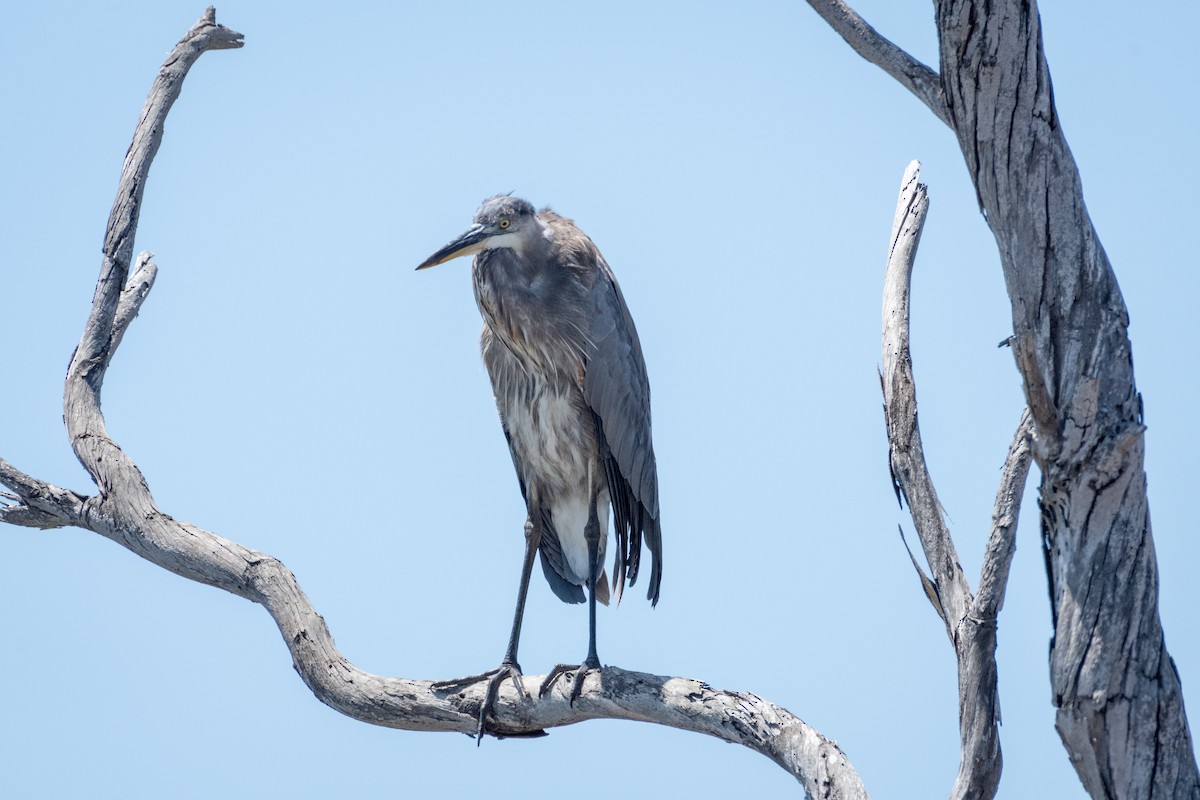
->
[482, 230, 519, 251]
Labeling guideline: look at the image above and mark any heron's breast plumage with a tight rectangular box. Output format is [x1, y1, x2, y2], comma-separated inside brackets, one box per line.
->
[483, 339, 610, 587]
[474, 249, 608, 588]
[503, 373, 589, 493]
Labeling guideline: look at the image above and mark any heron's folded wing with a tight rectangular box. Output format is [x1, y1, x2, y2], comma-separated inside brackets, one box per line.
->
[582, 260, 662, 604]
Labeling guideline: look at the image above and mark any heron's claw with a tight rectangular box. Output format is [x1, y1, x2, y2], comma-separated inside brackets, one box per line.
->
[432, 661, 530, 744]
[537, 656, 601, 705]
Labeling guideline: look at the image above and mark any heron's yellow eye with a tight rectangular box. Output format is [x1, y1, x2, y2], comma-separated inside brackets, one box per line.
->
[499, 219, 510, 229]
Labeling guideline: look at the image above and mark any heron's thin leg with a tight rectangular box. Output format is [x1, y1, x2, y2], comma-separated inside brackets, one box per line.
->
[503, 514, 541, 665]
[432, 512, 545, 744]
[539, 472, 603, 705]
[583, 504, 601, 666]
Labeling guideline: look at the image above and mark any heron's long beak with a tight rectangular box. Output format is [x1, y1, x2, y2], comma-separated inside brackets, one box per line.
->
[416, 224, 490, 270]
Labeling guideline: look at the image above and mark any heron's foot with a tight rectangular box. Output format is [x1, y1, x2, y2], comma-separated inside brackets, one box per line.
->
[432, 661, 531, 744]
[537, 656, 601, 706]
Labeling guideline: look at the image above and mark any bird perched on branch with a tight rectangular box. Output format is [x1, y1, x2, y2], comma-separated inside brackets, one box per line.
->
[417, 194, 662, 738]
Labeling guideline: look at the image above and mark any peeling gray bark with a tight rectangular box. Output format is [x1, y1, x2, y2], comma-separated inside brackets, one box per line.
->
[812, 1, 1200, 796]
[882, 162, 1035, 800]
[0, 9, 870, 798]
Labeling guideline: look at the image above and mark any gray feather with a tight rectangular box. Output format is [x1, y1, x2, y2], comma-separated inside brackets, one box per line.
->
[580, 253, 662, 605]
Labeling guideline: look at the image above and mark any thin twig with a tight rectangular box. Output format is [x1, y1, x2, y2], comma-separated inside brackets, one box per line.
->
[109, 250, 158, 356]
[976, 410, 1035, 617]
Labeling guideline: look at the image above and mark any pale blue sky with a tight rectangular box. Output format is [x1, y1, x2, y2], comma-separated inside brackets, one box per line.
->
[2, 2, 1196, 798]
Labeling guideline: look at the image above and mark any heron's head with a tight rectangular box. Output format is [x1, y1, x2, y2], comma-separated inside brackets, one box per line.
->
[416, 195, 539, 270]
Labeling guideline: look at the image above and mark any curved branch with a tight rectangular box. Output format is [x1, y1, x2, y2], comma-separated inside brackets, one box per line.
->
[881, 161, 970, 637]
[0, 462, 867, 798]
[1, 9, 870, 798]
[805, 0, 950, 127]
[66, 8, 242, 495]
[0, 489, 866, 797]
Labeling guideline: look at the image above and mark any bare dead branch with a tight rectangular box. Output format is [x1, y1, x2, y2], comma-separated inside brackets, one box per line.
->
[881, 160, 972, 641]
[0, 458, 88, 529]
[0, 467, 867, 797]
[804, 0, 950, 127]
[66, 9, 242, 498]
[0, 10, 871, 798]
[880, 161, 1039, 800]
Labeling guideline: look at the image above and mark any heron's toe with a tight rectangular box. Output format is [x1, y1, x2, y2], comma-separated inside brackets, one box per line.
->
[538, 657, 601, 705]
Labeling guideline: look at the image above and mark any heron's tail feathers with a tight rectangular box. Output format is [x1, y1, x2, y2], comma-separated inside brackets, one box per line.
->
[641, 512, 662, 607]
[538, 519, 586, 604]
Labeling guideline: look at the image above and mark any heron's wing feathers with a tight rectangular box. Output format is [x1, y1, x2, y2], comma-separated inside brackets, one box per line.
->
[582, 257, 662, 606]
[582, 263, 658, 513]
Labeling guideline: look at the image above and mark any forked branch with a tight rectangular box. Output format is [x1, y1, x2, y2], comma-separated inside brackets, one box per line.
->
[880, 161, 1034, 800]
[0, 9, 868, 798]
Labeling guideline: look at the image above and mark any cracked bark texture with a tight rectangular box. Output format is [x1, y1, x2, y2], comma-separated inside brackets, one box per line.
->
[0, 9, 870, 798]
[810, 0, 1199, 796]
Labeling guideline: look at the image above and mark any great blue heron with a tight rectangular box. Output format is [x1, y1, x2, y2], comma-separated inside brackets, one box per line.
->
[417, 194, 662, 738]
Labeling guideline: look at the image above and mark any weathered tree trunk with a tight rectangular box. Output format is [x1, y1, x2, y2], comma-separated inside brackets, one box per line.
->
[934, 5, 1198, 796]
[810, 0, 1200, 795]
